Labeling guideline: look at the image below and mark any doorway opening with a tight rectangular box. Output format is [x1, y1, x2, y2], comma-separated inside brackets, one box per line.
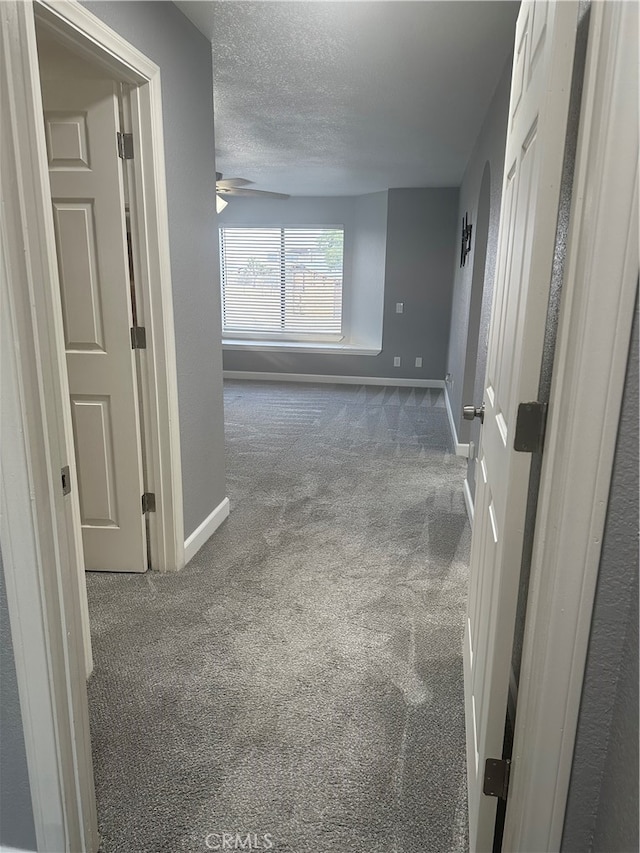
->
[32, 0, 186, 665]
[1, 0, 189, 844]
[32, 4, 186, 682]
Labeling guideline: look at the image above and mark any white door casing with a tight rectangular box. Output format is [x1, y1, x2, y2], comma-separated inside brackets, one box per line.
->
[463, 2, 579, 850]
[43, 76, 147, 572]
[503, 1, 639, 847]
[2, 0, 184, 844]
[1, 1, 99, 847]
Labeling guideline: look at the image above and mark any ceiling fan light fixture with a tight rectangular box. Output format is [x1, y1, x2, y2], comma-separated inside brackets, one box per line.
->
[216, 173, 290, 202]
[216, 194, 228, 213]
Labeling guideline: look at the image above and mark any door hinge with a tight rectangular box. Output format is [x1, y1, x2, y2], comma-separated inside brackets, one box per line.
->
[61, 465, 71, 496]
[483, 757, 511, 801]
[130, 326, 147, 349]
[514, 401, 548, 453]
[117, 131, 134, 160]
[142, 492, 156, 514]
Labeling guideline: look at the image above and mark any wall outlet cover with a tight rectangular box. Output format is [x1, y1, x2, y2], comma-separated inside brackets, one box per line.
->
[395, 302, 404, 314]
[415, 357, 423, 367]
[393, 356, 401, 367]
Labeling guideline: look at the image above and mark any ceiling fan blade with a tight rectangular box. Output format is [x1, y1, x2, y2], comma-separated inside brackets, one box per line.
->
[217, 186, 290, 200]
[216, 178, 253, 189]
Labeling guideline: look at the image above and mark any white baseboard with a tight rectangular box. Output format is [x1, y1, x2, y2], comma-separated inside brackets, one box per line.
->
[1, 847, 36, 852]
[223, 370, 444, 389]
[184, 497, 230, 564]
[444, 386, 471, 457]
[463, 477, 475, 526]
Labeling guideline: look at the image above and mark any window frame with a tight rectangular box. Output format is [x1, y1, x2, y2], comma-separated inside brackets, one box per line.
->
[219, 224, 346, 343]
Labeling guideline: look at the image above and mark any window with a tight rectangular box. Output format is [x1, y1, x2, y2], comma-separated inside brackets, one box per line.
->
[219, 227, 344, 340]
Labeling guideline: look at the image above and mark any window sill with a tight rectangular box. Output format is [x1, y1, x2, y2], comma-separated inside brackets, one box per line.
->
[222, 339, 381, 356]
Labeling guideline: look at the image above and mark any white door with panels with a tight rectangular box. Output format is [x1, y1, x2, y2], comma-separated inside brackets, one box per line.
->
[43, 77, 147, 572]
[462, 2, 579, 850]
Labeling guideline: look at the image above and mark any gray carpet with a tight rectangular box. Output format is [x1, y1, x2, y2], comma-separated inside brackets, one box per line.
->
[87, 380, 471, 853]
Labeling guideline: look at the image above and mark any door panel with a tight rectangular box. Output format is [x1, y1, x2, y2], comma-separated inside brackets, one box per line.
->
[45, 110, 90, 168]
[52, 201, 105, 350]
[71, 397, 119, 527]
[43, 77, 147, 572]
[463, 2, 579, 849]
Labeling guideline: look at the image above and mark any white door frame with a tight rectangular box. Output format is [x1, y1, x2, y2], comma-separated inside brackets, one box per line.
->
[504, 2, 638, 850]
[1, 1, 99, 847]
[34, 0, 185, 576]
[1, 0, 183, 848]
[1, 1, 636, 851]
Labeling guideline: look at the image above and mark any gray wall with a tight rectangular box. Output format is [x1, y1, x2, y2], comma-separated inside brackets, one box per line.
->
[460, 162, 491, 443]
[351, 191, 388, 347]
[0, 547, 37, 851]
[84, 2, 226, 538]
[382, 188, 458, 379]
[562, 293, 639, 853]
[218, 196, 355, 234]
[222, 188, 458, 380]
[445, 54, 512, 453]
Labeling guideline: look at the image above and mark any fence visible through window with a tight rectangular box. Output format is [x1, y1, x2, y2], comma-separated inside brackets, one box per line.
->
[220, 227, 344, 337]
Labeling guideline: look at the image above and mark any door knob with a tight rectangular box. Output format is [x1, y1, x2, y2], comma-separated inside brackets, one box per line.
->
[463, 404, 485, 424]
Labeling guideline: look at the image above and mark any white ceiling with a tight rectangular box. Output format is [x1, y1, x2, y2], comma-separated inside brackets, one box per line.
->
[177, 1, 519, 197]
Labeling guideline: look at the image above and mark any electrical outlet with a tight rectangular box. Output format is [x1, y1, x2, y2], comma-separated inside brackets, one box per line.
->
[395, 302, 404, 314]
[393, 356, 401, 367]
[415, 357, 422, 368]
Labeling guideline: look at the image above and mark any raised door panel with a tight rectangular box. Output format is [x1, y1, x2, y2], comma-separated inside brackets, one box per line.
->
[52, 201, 105, 352]
[71, 397, 118, 527]
[45, 111, 91, 169]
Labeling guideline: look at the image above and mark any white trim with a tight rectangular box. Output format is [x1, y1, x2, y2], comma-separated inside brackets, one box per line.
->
[184, 497, 230, 564]
[1, 191, 70, 853]
[223, 340, 381, 356]
[1, 0, 189, 847]
[0, 848, 37, 853]
[1, 847, 36, 853]
[444, 386, 471, 457]
[35, 0, 158, 82]
[124, 74, 185, 572]
[463, 477, 474, 526]
[35, 0, 185, 573]
[224, 370, 444, 388]
[1, 3, 98, 848]
[503, 3, 639, 850]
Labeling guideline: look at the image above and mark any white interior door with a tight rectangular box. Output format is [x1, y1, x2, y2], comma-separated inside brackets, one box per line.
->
[463, 2, 578, 849]
[42, 77, 147, 573]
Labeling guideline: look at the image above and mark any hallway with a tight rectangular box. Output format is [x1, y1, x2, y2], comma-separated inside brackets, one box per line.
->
[86, 381, 470, 852]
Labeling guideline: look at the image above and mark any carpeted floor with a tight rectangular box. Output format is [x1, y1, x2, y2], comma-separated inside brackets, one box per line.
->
[87, 381, 471, 853]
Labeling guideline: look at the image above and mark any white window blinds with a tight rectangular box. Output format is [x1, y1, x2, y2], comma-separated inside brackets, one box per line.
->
[220, 227, 344, 337]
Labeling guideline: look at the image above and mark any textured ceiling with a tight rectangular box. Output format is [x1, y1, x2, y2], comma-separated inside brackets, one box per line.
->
[177, 1, 519, 196]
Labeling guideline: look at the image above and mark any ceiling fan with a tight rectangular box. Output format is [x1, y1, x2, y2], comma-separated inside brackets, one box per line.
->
[215, 172, 290, 212]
